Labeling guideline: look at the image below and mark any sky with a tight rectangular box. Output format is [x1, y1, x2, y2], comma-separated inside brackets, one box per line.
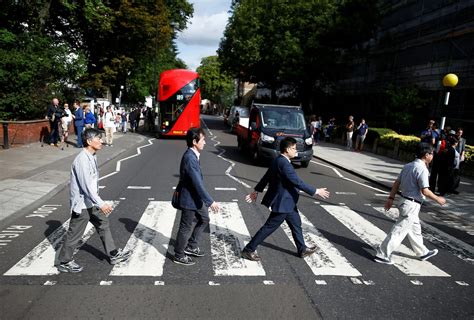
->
[175, 0, 233, 71]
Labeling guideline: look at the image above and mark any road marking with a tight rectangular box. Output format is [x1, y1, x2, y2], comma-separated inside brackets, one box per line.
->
[311, 160, 344, 178]
[455, 281, 469, 286]
[209, 281, 220, 286]
[214, 187, 237, 191]
[280, 210, 361, 277]
[315, 280, 327, 285]
[4, 201, 119, 276]
[44, 280, 57, 286]
[100, 138, 155, 180]
[100, 280, 113, 286]
[209, 202, 265, 276]
[350, 277, 363, 285]
[335, 192, 357, 195]
[154, 281, 165, 285]
[263, 280, 275, 285]
[411, 280, 423, 286]
[127, 186, 151, 189]
[110, 201, 177, 277]
[203, 121, 252, 188]
[373, 207, 474, 265]
[322, 205, 450, 277]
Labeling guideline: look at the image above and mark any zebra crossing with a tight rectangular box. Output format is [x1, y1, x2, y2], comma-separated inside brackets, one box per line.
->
[3, 200, 472, 285]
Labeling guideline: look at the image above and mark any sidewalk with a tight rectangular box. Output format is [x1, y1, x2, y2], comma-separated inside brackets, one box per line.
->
[312, 142, 474, 225]
[0, 132, 146, 222]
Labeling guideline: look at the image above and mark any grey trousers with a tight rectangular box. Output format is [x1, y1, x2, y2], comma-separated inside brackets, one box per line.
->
[174, 207, 209, 259]
[58, 207, 116, 263]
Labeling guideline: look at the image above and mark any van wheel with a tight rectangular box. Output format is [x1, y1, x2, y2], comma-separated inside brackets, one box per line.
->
[301, 161, 310, 168]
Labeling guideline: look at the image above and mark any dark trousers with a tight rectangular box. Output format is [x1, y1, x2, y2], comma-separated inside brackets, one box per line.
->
[174, 207, 209, 258]
[75, 125, 84, 147]
[245, 209, 306, 255]
[58, 207, 116, 263]
[49, 120, 59, 144]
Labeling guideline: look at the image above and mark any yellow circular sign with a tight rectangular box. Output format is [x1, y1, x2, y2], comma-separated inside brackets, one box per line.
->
[442, 73, 458, 87]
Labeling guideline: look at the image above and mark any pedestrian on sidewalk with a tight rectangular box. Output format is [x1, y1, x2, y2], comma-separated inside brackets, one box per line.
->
[355, 118, 369, 151]
[59, 103, 72, 149]
[84, 105, 96, 129]
[57, 128, 131, 273]
[103, 105, 115, 146]
[241, 137, 330, 262]
[173, 128, 220, 266]
[73, 100, 84, 148]
[345, 115, 355, 149]
[46, 98, 62, 146]
[374, 142, 446, 265]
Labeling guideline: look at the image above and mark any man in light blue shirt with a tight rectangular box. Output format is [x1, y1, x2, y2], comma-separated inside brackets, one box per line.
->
[57, 128, 131, 273]
[374, 142, 446, 265]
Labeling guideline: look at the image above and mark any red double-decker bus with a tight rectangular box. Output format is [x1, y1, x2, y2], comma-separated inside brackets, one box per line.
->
[157, 69, 201, 137]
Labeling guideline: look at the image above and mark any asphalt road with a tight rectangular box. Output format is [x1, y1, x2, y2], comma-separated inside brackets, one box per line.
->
[0, 115, 472, 319]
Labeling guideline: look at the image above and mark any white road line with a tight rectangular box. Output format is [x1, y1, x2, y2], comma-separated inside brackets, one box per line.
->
[4, 201, 119, 276]
[214, 187, 237, 191]
[209, 202, 265, 276]
[311, 160, 344, 178]
[335, 192, 357, 195]
[373, 207, 474, 265]
[322, 205, 450, 277]
[203, 121, 252, 189]
[110, 201, 177, 277]
[100, 138, 155, 180]
[127, 186, 151, 190]
[280, 210, 361, 277]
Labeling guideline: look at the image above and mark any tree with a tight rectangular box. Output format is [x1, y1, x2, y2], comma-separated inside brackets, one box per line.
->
[385, 85, 427, 134]
[0, 0, 193, 120]
[197, 56, 235, 110]
[218, 0, 379, 108]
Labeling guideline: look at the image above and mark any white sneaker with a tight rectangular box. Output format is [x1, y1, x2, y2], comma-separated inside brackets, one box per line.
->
[419, 249, 438, 261]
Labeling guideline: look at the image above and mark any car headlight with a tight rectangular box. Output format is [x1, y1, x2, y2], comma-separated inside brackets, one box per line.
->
[305, 137, 313, 145]
[261, 132, 275, 143]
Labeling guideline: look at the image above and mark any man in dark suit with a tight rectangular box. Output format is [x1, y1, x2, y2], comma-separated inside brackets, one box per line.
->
[242, 137, 330, 261]
[173, 128, 220, 266]
[73, 100, 84, 148]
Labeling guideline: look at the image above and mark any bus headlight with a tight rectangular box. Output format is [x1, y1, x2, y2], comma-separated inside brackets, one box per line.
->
[261, 133, 275, 143]
[305, 137, 313, 145]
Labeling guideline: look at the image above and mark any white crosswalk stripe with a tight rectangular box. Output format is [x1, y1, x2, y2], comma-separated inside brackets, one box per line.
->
[209, 202, 265, 276]
[4, 201, 119, 276]
[281, 210, 361, 277]
[3, 200, 460, 280]
[321, 205, 450, 277]
[110, 201, 177, 276]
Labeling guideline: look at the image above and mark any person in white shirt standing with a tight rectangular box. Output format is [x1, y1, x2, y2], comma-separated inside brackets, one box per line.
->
[103, 105, 116, 146]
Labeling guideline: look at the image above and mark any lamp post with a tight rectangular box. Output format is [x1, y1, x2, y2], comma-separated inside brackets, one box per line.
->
[437, 73, 458, 151]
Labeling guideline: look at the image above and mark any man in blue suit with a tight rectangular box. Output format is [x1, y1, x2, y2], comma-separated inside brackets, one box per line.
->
[242, 137, 330, 261]
[173, 128, 220, 266]
[73, 100, 84, 148]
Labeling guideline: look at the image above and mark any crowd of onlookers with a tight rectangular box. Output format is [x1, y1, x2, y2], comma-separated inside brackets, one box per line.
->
[46, 98, 156, 149]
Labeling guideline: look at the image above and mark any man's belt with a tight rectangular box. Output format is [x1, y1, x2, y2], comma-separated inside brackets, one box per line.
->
[400, 194, 423, 205]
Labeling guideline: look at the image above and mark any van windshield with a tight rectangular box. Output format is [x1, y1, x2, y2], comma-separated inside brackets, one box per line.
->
[260, 108, 306, 130]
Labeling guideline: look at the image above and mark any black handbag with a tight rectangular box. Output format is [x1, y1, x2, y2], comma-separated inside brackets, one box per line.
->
[171, 181, 182, 209]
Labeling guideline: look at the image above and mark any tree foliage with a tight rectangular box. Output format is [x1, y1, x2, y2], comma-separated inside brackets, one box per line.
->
[218, 0, 379, 107]
[197, 56, 235, 109]
[0, 0, 193, 120]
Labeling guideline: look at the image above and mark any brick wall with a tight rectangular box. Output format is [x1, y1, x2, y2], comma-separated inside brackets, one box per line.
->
[0, 119, 72, 146]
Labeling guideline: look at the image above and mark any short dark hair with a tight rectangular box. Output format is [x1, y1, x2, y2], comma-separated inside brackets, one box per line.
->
[82, 128, 102, 146]
[416, 142, 433, 159]
[186, 127, 205, 147]
[280, 137, 297, 153]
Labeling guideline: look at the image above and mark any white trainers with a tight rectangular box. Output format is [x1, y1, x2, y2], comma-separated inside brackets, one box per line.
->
[419, 249, 438, 261]
[110, 248, 132, 265]
[374, 256, 394, 265]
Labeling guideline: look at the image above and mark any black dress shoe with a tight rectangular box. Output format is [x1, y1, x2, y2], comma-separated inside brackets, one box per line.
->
[241, 250, 261, 261]
[300, 246, 317, 258]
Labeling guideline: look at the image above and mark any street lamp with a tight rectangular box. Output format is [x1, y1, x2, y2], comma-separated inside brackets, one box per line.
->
[436, 73, 458, 151]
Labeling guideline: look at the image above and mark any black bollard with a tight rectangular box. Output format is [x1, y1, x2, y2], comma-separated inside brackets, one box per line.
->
[2, 122, 9, 149]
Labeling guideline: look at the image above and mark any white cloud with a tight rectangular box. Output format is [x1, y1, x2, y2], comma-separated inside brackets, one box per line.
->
[175, 0, 232, 71]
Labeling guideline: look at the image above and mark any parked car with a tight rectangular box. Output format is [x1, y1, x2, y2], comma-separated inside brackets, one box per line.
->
[227, 106, 249, 133]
